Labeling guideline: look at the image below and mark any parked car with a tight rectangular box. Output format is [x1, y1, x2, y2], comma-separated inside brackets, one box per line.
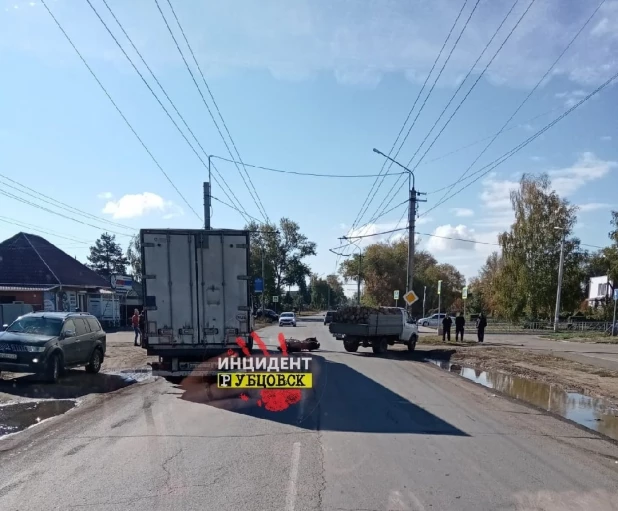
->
[279, 312, 297, 327]
[0, 311, 106, 383]
[418, 313, 447, 327]
[324, 310, 336, 325]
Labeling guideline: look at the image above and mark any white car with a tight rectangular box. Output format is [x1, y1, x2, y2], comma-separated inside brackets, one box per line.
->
[279, 312, 297, 327]
[418, 313, 447, 327]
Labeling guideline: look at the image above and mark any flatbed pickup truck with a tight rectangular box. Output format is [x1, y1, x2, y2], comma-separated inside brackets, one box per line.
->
[329, 307, 418, 354]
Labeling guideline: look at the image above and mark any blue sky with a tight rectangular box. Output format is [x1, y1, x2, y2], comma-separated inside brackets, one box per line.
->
[1, 0, 617, 293]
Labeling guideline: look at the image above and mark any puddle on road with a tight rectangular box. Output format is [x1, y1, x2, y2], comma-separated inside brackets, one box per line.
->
[0, 400, 76, 438]
[426, 359, 618, 442]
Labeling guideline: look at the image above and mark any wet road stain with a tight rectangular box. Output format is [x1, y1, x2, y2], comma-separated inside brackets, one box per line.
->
[427, 359, 618, 442]
[0, 399, 76, 437]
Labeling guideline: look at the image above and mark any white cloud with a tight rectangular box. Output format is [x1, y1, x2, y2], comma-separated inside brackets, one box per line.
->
[474, 176, 519, 230]
[102, 192, 183, 219]
[4, 0, 618, 89]
[555, 89, 587, 108]
[601, 135, 612, 141]
[97, 192, 113, 199]
[549, 152, 617, 196]
[451, 208, 474, 217]
[578, 202, 613, 212]
[417, 216, 433, 225]
[425, 224, 477, 252]
[530, 156, 544, 162]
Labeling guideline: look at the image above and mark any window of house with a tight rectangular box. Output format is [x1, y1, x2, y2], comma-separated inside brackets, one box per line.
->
[598, 283, 608, 297]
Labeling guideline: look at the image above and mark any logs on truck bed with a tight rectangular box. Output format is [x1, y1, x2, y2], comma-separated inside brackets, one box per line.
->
[277, 337, 321, 353]
[332, 305, 399, 324]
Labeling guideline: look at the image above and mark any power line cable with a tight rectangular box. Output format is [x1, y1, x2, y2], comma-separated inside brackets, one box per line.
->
[0, 175, 136, 232]
[432, 0, 604, 205]
[40, 0, 201, 222]
[165, 0, 269, 223]
[0, 215, 93, 244]
[90, 0, 251, 224]
[406, 0, 532, 170]
[210, 155, 407, 178]
[347, 0, 471, 238]
[421, 68, 618, 216]
[154, 0, 269, 223]
[355, 0, 482, 240]
[210, 196, 262, 224]
[0, 189, 133, 236]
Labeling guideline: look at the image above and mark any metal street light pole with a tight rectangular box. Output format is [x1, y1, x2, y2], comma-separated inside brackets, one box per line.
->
[554, 227, 566, 333]
[372, 149, 425, 304]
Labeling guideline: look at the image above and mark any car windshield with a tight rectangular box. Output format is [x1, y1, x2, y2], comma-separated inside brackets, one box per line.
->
[7, 316, 63, 336]
[281, 313, 294, 318]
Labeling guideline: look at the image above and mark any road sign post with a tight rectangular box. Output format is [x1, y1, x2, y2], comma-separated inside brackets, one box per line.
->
[462, 286, 468, 316]
[394, 290, 399, 307]
[403, 290, 418, 306]
[437, 280, 442, 333]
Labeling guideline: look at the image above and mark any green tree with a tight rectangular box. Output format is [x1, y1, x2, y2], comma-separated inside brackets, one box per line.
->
[245, 218, 316, 305]
[495, 173, 584, 320]
[87, 232, 128, 280]
[126, 234, 141, 282]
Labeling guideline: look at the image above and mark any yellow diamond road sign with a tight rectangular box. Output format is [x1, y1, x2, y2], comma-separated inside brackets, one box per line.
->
[403, 290, 419, 305]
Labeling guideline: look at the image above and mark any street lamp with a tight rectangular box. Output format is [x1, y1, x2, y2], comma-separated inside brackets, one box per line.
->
[554, 226, 566, 332]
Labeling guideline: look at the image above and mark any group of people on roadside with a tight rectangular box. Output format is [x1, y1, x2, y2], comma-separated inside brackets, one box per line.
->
[131, 308, 145, 346]
[441, 312, 487, 343]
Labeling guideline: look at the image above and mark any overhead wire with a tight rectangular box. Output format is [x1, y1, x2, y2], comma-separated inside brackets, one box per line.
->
[0, 175, 135, 232]
[346, 0, 471, 239]
[90, 0, 251, 224]
[432, 0, 605, 206]
[0, 189, 133, 237]
[421, 67, 618, 217]
[352, 0, 482, 242]
[0, 215, 94, 245]
[154, 0, 269, 223]
[405, 0, 534, 170]
[40, 0, 201, 222]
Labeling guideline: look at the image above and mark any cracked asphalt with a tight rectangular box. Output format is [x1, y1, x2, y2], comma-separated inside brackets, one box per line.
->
[1, 315, 618, 510]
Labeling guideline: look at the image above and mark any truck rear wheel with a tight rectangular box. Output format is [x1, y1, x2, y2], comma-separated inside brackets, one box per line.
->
[343, 339, 359, 352]
[372, 338, 388, 354]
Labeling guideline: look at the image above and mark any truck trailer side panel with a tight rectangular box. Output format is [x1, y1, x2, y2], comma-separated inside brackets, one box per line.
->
[140, 229, 250, 352]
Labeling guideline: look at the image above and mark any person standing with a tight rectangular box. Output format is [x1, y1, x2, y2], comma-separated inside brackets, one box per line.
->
[476, 312, 487, 343]
[455, 312, 465, 342]
[131, 308, 140, 346]
[138, 310, 145, 345]
[442, 314, 452, 342]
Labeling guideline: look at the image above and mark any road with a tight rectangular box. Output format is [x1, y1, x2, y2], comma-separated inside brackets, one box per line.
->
[1, 316, 618, 510]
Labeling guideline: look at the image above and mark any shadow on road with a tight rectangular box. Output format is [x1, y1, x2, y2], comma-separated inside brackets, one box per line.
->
[178, 355, 468, 436]
[0, 370, 137, 400]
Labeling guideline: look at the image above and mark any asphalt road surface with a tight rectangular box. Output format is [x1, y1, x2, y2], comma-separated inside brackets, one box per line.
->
[1, 316, 618, 510]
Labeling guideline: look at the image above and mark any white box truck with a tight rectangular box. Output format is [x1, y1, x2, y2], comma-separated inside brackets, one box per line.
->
[140, 229, 254, 378]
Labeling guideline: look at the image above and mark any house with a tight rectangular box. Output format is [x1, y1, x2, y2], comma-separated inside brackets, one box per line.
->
[587, 275, 614, 307]
[0, 232, 119, 324]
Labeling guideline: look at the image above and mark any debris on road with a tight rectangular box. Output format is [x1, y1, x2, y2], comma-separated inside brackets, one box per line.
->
[277, 337, 320, 353]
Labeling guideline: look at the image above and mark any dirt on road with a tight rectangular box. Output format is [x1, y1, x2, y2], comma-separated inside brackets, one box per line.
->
[418, 341, 618, 406]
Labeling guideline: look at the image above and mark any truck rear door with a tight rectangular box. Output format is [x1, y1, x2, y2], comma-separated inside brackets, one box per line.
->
[141, 229, 250, 348]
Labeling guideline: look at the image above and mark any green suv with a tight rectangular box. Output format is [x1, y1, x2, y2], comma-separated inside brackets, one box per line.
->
[0, 312, 107, 383]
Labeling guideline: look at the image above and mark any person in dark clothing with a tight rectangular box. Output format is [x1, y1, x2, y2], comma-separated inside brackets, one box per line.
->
[455, 312, 465, 341]
[442, 314, 452, 342]
[138, 311, 145, 345]
[476, 312, 487, 343]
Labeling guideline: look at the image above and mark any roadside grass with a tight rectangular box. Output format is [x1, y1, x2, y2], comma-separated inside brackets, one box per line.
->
[540, 331, 617, 343]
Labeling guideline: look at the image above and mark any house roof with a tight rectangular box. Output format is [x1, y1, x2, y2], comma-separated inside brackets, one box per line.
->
[0, 232, 110, 289]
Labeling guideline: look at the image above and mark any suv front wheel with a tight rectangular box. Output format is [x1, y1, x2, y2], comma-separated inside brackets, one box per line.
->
[45, 352, 62, 383]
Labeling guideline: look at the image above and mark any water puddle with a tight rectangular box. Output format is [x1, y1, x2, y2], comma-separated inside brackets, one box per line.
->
[426, 359, 618, 442]
[0, 399, 76, 438]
